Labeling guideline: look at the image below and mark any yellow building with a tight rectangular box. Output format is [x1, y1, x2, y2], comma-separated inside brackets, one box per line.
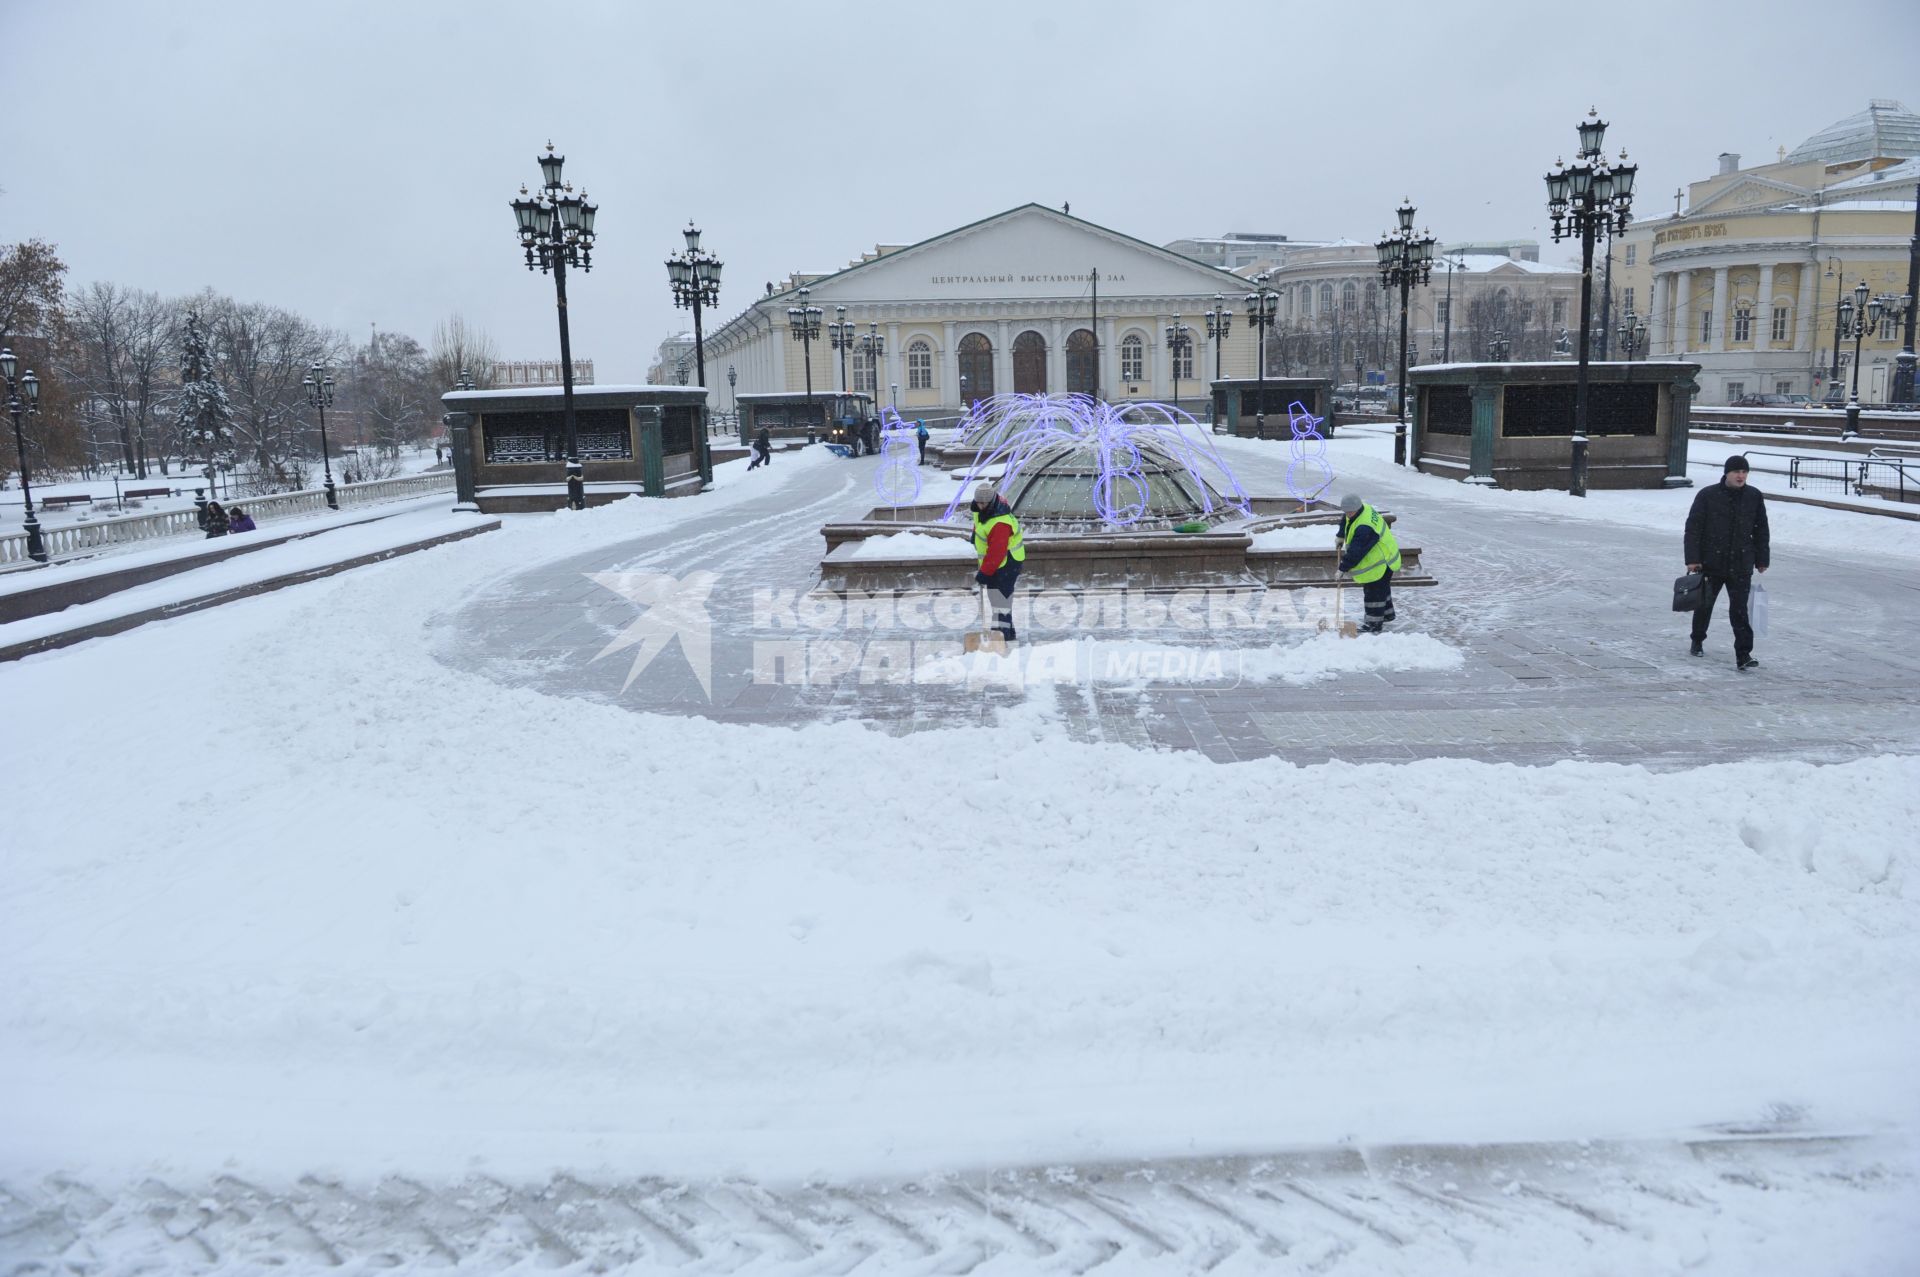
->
[695, 204, 1263, 417]
[1616, 99, 1919, 404]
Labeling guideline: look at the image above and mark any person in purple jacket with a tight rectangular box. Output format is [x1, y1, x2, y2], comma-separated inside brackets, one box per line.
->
[228, 506, 257, 533]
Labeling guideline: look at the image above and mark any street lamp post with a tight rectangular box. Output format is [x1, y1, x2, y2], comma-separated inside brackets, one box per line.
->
[1204, 295, 1231, 428]
[1243, 273, 1280, 435]
[1616, 309, 1648, 363]
[858, 323, 885, 409]
[1376, 199, 1436, 466]
[727, 362, 737, 419]
[1441, 252, 1458, 362]
[1164, 316, 1193, 412]
[1546, 107, 1638, 497]
[0, 348, 47, 563]
[1895, 184, 1920, 405]
[510, 141, 597, 510]
[301, 362, 339, 509]
[1827, 258, 1848, 394]
[666, 220, 724, 394]
[828, 306, 854, 393]
[1838, 282, 1905, 439]
[786, 286, 823, 438]
[1488, 330, 1512, 361]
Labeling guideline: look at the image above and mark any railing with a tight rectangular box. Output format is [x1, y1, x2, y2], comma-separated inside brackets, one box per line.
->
[0, 471, 454, 566]
[1859, 452, 1914, 504]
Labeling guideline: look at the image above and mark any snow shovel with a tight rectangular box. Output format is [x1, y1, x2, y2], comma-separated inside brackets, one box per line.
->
[963, 585, 1008, 655]
[1319, 559, 1359, 639]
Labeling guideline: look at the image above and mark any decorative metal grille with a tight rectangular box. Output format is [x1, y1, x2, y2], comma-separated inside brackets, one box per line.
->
[482, 407, 632, 462]
[1425, 385, 1474, 436]
[958, 334, 994, 402]
[486, 434, 548, 462]
[661, 407, 697, 456]
[1501, 383, 1657, 437]
[578, 431, 632, 460]
[1066, 329, 1097, 395]
[1012, 331, 1048, 394]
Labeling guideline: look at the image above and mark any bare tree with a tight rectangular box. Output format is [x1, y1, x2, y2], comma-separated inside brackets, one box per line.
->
[190, 290, 341, 489]
[63, 282, 178, 476]
[428, 314, 498, 389]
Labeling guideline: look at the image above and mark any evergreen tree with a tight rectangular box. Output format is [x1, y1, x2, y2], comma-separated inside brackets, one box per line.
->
[173, 310, 234, 472]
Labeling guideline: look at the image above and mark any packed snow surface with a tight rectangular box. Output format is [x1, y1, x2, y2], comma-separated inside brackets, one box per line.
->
[844, 529, 975, 558]
[2, 447, 1915, 1218]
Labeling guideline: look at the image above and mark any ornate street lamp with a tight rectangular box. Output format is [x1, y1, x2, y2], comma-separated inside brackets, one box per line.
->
[301, 362, 339, 509]
[1165, 315, 1194, 411]
[666, 220, 723, 393]
[1488, 330, 1513, 362]
[858, 322, 885, 403]
[1376, 198, 1436, 466]
[1203, 293, 1232, 383]
[1243, 273, 1281, 435]
[1837, 282, 1905, 438]
[1546, 107, 1637, 497]
[510, 141, 597, 509]
[1, 348, 47, 562]
[786, 286, 823, 434]
[727, 362, 737, 417]
[828, 305, 855, 393]
[1616, 310, 1648, 362]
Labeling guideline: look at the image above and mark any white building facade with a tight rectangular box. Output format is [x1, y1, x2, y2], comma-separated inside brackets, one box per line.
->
[695, 205, 1263, 415]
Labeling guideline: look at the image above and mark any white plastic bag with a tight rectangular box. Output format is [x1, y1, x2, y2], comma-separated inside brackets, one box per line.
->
[1748, 578, 1770, 637]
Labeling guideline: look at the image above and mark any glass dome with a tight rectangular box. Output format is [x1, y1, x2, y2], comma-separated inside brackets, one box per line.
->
[1001, 436, 1236, 531]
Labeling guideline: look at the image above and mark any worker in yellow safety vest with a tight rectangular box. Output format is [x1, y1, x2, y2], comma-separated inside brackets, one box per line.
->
[971, 482, 1026, 642]
[1337, 492, 1403, 634]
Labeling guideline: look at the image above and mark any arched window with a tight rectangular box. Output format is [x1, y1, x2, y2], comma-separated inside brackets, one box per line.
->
[1342, 281, 1358, 313]
[1299, 287, 1312, 319]
[957, 332, 993, 403]
[1732, 301, 1754, 344]
[1120, 334, 1145, 383]
[907, 339, 934, 390]
[1066, 329, 1097, 395]
[1012, 330, 1047, 394]
[1319, 283, 1335, 313]
[1771, 301, 1790, 343]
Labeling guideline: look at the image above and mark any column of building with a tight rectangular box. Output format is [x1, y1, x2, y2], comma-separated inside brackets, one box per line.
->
[1672, 271, 1692, 356]
[1755, 264, 1775, 351]
[1709, 267, 1730, 353]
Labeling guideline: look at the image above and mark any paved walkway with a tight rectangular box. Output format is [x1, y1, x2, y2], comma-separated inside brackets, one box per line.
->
[5, 1133, 1904, 1272]
[437, 444, 1920, 768]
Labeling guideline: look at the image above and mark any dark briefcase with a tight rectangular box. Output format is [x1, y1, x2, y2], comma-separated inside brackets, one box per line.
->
[1672, 570, 1706, 613]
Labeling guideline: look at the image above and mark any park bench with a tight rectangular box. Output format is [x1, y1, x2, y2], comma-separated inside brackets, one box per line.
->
[41, 495, 93, 509]
[123, 487, 171, 499]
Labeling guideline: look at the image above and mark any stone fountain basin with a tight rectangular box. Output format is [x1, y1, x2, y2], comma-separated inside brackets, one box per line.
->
[816, 504, 1431, 597]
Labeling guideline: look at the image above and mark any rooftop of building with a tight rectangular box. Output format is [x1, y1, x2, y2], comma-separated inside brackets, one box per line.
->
[1786, 99, 1920, 166]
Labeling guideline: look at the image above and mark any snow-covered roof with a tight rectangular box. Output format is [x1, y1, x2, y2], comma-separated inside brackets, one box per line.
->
[1437, 254, 1579, 276]
[1823, 155, 1920, 196]
[1785, 99, 1920, 166]
[442, 385, 705, 400]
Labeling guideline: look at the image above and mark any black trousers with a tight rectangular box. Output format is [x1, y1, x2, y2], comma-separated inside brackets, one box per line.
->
[1691, 572, 1753, 659]
[984, 561, 1022, 639]
[1360, 569, 1395, 628]
[917, 439, 928, 464]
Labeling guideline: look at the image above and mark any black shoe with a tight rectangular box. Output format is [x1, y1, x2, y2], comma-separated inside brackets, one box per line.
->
[1689, 641, 1704, 657]
[1737, 656, 1759, 672]
[1359, 622, 1384, 635]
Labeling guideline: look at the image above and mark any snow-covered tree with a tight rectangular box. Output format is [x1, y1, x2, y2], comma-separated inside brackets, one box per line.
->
[172, 310, 235, 473]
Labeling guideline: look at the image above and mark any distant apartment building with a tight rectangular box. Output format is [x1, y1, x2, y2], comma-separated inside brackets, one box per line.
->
[1164, 232, 1293, 271]
[495, 358, 594, 388]
[647, 333, 697, 385]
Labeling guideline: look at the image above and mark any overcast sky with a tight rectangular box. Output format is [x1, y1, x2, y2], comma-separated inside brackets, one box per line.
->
[4, 0, 1914, 381]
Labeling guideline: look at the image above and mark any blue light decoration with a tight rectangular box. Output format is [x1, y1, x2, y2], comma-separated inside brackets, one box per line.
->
[1284, 400, 1335, 505]
[874, 406, 922, 507]
[939, 394, 1255, 529]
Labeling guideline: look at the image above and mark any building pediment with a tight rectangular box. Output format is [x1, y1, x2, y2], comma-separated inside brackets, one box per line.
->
[1691, 175, 1812, 215]
[766, 205, 1247, 306]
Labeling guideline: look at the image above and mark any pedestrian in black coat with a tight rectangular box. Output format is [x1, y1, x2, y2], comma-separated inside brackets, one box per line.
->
[1683, 454, 1770, 670]
[199, 500, 229, 538]
[749, 427, 772, 470]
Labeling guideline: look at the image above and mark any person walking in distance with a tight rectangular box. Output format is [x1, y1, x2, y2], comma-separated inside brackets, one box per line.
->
[1685, 454, 1770, 670]
[970, 482, 1025, 643]
[914, 418, 930, 465]
[749, 425, 772, 471]
[1336, 492, 1402, 633]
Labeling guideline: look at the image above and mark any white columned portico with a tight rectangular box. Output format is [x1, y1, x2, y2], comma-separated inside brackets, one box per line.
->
[1756, 264, 1775, 350]
[1673, 271, 1692, 355]
[942, 319, 958, 404]
[1796, 263, 1815, 355]
[1650, 273, 1669, 354]
[885, 322, 901, 407]
[1709, 267, 1730, 353]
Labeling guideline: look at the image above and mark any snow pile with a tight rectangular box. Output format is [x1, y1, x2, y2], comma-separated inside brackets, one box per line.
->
[911, 632, 1462, 687]
[1250, 524, 1341, 552]
[844, 530, 975, 559]
[1, 442, 1915, 1205]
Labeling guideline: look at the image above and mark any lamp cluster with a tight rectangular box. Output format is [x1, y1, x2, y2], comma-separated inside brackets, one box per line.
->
[1243, 273, 1280, 332]
[1, 346, 46, 562]
[666, 221, 722, 310]
[1838, 282, 1912, 341]
[1204, 296, 1232, 345]
[510, 142, 598, 275]
[1375, 200, 1435, 289]
[1616, 310, 1648, 360]
[1164, 317, 1193, 361]
[1546, 109, 1638, 242]
[787, 287, 823, 344]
